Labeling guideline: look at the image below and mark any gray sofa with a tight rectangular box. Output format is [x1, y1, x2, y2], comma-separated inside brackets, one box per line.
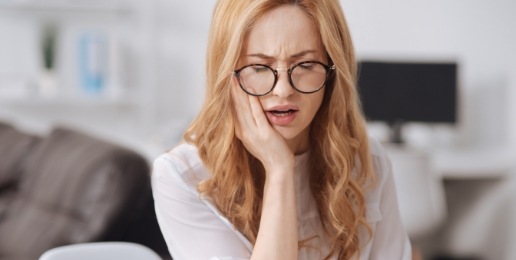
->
[0, 122, 170, 260]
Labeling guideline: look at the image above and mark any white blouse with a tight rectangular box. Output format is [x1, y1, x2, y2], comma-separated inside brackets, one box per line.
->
[151, 138, 412, 260]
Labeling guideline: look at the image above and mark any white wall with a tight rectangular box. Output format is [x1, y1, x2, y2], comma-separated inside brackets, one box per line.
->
[154, 1, 215, 122]
[341, 0, 516, 147]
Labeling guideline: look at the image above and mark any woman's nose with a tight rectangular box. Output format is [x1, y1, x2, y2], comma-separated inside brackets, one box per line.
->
[272, 68, 295, 97]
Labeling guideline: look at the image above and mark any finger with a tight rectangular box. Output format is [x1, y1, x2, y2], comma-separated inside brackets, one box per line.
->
[232, 82, 253, 125]
[231, 78, 256, 131]
[247, 94, 270, 130]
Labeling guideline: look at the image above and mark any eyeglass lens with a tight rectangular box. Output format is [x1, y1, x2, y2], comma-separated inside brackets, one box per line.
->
[238, 62, 328, 95]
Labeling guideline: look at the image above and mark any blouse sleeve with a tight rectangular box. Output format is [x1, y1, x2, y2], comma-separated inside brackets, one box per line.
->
[151, 155, 252, 260]
[368, 140, 413, 259]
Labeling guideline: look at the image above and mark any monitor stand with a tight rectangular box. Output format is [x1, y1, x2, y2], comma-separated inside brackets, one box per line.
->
[388, 120, 405, 144]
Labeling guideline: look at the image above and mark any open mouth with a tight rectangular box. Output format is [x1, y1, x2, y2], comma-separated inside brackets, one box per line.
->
[270, 109, 297, 117]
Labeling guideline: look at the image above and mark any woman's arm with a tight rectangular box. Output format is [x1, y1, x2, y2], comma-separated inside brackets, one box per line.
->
[231, 84, 298, 260]
[252, 167, 297, 260]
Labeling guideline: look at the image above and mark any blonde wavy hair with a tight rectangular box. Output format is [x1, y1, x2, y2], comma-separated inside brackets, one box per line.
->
[184, 0, 375, 259]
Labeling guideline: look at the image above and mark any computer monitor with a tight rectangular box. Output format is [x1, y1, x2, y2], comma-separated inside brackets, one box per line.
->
[357, 60, 458, 143]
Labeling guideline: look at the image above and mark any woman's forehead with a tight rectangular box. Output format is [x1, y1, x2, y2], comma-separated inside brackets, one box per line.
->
[242, 5, 324, 60]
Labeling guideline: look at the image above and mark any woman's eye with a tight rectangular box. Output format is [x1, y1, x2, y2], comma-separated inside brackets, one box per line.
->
[253, 67, 268, 73]
[299, 63, 315, 70]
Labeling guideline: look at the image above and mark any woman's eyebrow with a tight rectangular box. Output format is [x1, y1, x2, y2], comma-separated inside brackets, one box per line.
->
[246, 50, 318, 59]
[291, 50, 317, 59]
[246, 53, 274, 60]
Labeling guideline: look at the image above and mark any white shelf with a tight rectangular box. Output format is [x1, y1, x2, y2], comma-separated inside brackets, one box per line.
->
[0, 0, 159, 140]
[0, 94, 138, 107]
[0, 1, 130, 14]
[432, 146, 516, 179]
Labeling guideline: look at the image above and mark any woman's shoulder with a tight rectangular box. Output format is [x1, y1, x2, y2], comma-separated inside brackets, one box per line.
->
[365, 136, 393, 200]
[367, 135, 386, 159]
[368, 136, 390, 175]
[152, 142, 210, 190]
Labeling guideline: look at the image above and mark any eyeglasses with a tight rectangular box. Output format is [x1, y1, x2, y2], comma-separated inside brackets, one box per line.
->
[233, 61, 335, 96]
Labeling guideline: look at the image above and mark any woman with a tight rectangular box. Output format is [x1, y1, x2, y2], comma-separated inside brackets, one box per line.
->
[152, 0, 412, 259]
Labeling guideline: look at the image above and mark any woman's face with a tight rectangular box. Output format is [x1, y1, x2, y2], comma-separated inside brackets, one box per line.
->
[237, 5, 327, 152]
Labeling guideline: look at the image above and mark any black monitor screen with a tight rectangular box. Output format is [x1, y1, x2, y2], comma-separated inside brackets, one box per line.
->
[357, 61, 457, 124]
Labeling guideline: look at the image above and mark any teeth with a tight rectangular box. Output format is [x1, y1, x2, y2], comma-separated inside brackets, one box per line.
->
[272, 110, 294, 116]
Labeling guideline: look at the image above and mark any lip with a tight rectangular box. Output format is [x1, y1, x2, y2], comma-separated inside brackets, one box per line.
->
[264, 104, 299, 126]
[265, 104, 300, 112]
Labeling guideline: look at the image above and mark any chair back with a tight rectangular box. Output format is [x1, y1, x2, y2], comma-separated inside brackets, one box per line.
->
[39, 242, 162, 260]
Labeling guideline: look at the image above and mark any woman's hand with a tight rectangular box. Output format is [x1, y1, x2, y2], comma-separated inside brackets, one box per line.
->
[232, 80, 299, 260]
[231, 82, 295, 174]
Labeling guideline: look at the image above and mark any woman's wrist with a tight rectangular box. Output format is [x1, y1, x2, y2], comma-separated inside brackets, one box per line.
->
[264, 165, 295, 185]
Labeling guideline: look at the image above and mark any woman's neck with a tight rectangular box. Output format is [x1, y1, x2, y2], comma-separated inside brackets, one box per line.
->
[286, 128, 310, 155]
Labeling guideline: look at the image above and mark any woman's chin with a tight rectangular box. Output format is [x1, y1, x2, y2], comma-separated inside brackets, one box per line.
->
[273, 126, 309, 151]
[273, 126, 297, 140]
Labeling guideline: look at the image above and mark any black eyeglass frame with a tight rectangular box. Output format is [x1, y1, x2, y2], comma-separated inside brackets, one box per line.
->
[233, 60, 336, 96]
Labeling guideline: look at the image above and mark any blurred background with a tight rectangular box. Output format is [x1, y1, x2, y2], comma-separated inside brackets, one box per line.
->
[0, 0, 514, 259]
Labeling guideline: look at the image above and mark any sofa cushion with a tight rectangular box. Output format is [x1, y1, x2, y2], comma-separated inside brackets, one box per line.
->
[0, 127, 150, 260]
[0, 122, 39, 191]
